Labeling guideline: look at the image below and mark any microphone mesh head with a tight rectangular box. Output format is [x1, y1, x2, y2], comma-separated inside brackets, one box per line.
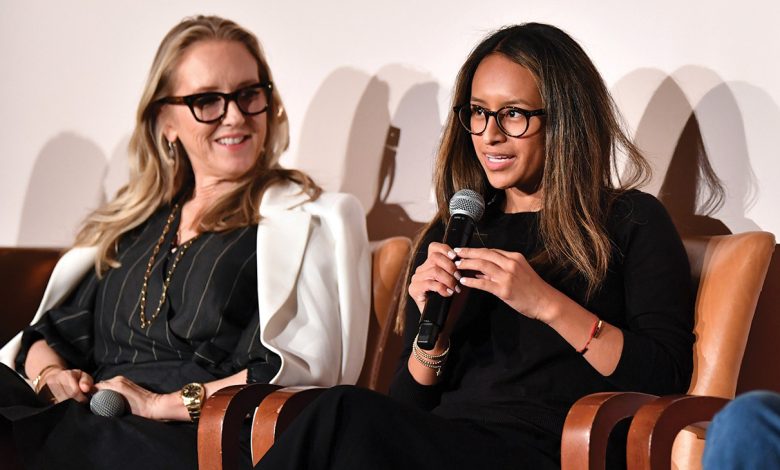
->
[449, 189, 485, 222]
[90, 389, 126, 417]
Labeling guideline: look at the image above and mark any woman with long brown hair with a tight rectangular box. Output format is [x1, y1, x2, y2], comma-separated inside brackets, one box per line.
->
[0, 15, 369, 469]
[254, 23, 694, 469]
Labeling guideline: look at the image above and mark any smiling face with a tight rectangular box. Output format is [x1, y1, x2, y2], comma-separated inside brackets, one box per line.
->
[470, 53, 546, 210]
[162, 39, 267, 184]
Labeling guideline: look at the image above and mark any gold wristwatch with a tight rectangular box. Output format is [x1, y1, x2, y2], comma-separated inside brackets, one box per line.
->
[180, 382, 205, 422]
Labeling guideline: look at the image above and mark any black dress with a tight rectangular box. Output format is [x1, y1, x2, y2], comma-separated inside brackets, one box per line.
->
[254, 190, 695, 470]
[0, 205, 275, 470]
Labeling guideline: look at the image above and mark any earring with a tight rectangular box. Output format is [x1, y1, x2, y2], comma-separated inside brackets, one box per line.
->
[167, 140, 176, 159]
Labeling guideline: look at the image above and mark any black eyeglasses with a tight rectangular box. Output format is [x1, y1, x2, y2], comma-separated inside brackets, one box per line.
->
[454, 104, 546, 138]
[159, 82, 273, 124]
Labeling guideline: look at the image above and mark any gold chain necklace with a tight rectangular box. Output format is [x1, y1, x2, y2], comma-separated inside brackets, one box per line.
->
[138, 204, 198, 329]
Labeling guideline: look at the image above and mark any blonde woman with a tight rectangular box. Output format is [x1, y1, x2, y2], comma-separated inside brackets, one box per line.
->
[0, 15, 369, 469]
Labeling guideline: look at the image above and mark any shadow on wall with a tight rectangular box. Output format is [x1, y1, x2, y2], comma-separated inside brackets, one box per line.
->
[624, 68, 718, 235]
[617, 67, 780, 394]
[365, 81, 441, 241]
[16, 132, 107, 247]
[341, 75, 392, 218]
[295, 68, 380, 198]
[295, 66, 441, 242]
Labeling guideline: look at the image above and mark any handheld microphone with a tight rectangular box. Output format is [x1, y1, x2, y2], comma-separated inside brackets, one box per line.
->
[416, 189, 485, 350]
[89, 389, 127, 417]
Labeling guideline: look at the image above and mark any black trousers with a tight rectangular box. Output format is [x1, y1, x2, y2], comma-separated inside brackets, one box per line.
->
[254, 385, 559, 470]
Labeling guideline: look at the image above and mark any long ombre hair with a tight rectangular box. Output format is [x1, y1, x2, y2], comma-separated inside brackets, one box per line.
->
[398, 23, 650, 331]
[75, 15, 320, 275]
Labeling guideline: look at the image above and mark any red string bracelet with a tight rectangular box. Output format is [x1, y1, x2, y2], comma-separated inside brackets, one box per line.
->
[578, 318, 603, 354]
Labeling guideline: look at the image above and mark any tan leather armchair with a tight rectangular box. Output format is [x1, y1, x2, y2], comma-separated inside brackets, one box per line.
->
[197, 236, 412, 469]
[560, 231, 776, 470]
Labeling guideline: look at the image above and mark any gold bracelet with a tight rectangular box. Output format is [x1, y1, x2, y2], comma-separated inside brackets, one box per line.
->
[412, 345, 447, 376]
[413, 333, 450, 360]
[32, 364, 62, 394]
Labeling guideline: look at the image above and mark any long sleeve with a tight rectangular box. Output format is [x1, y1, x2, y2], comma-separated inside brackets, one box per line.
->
[388, 223, 446, 410]
[603, 192, 695, 394]
[15, 269, 99, 376]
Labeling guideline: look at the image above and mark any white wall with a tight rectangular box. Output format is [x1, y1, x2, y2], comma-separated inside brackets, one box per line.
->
[2, 0, 779, 246]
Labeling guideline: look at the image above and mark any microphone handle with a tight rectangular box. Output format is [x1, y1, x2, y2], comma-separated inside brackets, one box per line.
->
[416, 214, 476, 350]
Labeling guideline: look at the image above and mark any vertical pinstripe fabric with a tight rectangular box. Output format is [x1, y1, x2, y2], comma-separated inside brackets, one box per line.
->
[16, 205, 279, 392]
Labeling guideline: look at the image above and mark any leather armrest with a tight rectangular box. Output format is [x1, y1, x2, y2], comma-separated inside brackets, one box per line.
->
[197, 383, 282, 470]
[250, 386, 326, 464]
[626, 394, 730, 470]
[561, 391, 658, 470]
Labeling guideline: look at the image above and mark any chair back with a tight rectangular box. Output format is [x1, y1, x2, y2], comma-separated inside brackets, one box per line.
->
[355, 236, 412, 393]
[683, 231, 775, 398]
[0, 247, 62, 346]
[672, 231, 775, 469]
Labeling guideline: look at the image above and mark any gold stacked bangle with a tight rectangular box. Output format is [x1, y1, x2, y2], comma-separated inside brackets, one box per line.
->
[412, 333, 450, 376]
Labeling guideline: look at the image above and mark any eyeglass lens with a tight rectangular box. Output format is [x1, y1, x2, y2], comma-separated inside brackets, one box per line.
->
[192, 86, 268, 122]
[458, 105, 530, 137]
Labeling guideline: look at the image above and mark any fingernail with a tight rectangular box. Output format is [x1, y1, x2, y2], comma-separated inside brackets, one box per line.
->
[454, 260, 462, 267]
[455, 285, 462, 293]
[459, 277, 469, 285]
[446, 288, 454, 295]
[453, 271, 462, 280]
[447, 251, 456, 260]
[453, 247, 462, 253]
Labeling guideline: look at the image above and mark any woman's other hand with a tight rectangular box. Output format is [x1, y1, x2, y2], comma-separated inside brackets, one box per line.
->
[95, 376, 166, 420]
[454, 247, 559, 323]
[42, 368, 94, 404]
[407, 242, 462, 314]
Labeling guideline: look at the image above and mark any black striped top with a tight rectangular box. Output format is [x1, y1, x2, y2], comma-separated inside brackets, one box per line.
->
[16, 205, 280, 393]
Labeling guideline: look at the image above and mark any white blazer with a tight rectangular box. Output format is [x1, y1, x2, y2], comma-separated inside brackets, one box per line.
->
[1, 183, 371, 387]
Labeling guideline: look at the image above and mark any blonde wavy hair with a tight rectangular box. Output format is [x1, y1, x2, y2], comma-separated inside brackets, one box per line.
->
[75, 15, 320, 275]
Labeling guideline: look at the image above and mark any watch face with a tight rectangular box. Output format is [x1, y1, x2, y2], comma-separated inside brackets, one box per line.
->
[182, 383, 203, 400]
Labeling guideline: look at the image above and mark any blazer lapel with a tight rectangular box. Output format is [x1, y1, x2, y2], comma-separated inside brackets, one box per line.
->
[256, 184, 312, 328]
